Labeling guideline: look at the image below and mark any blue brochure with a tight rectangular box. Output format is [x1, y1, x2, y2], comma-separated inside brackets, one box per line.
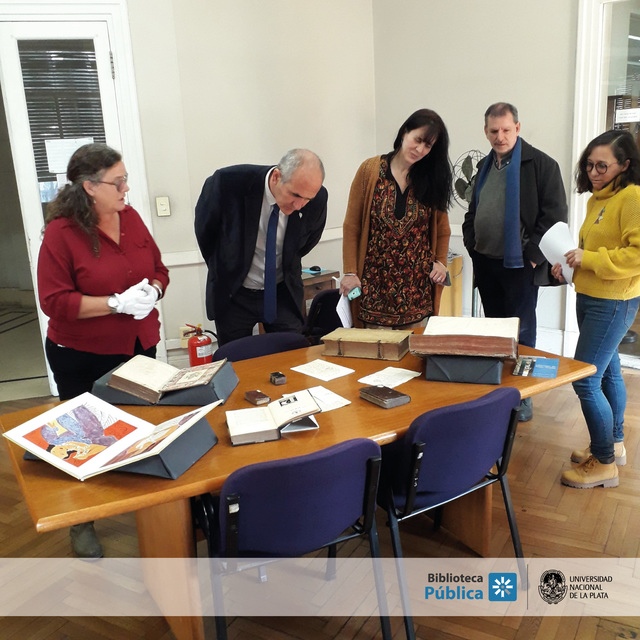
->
[512, 356, 559, 379]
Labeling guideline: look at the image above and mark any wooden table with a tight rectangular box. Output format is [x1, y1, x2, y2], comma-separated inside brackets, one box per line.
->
[0, 345, 595, 640]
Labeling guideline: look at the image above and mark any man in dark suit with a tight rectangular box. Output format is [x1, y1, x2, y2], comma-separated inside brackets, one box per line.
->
[195, 149, 328, 345]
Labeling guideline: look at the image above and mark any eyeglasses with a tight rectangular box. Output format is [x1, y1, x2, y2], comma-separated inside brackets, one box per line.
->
[585, 161, 620, 175]
[96, 175, 129, 191]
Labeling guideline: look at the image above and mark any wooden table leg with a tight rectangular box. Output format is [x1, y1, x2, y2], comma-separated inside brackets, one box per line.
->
[440, 486, 492, 557]
[136, 499, 205, 640]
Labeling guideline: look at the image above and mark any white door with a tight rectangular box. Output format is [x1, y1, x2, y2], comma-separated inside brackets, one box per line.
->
[0, 19, 164, 394]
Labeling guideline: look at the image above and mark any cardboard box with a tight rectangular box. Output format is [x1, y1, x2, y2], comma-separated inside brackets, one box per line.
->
[425, 355, 503, 385]
[322, 328, 412, 361]
[91, 360, 239, 406]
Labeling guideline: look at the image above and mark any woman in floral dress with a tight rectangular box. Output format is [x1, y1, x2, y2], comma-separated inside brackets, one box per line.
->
[341, 109, 452, 328]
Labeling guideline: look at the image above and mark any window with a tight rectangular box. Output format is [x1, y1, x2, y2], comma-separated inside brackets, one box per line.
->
[18, 39, 106, 203]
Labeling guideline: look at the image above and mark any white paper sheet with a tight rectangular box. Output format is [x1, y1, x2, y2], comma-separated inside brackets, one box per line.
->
[539, 221, 575, 285]
[290, 359, 355, 381]
[45, 137, 93, 174]
[284, 386, 351, 412]
[357, 367, 421, 388]
[336, 294, 352, 328]
[306, 386, 351, 411]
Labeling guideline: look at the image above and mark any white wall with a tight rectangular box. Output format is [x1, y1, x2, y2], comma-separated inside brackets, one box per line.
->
[371, 0, 579, 350]
[127, 0, 581, 356]
[127, 0, 375, 354]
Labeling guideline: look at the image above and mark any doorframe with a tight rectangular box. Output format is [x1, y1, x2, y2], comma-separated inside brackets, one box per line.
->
[563, 0, 629, 356]
[0, 0, 167, 395]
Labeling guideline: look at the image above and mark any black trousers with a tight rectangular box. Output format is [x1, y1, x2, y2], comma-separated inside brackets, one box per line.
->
[470, 251, 538, 348]
[214, 282, 303, 346]
[45, 337, 156, 401]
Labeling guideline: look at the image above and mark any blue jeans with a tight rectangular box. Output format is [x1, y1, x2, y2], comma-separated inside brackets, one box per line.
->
[572, 294, 639, 463]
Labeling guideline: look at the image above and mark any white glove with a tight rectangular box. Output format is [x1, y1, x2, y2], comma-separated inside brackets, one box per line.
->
[114, 278, 156, 320]
[140, 281, 159, 303]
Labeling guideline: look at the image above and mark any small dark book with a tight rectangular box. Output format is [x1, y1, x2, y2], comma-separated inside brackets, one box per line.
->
[360, 385, 411, 409]
[245, 390, 271, 405]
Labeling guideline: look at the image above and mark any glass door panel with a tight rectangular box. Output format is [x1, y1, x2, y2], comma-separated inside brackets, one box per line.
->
[604, 1, 640, 143]
[18, 38, 107, 213]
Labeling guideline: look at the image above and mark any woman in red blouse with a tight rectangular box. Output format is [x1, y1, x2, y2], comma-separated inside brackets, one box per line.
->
[37, 142, 169, 557]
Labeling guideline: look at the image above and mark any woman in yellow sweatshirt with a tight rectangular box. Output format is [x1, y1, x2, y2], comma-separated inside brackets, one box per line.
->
[552, 130, 640, 489]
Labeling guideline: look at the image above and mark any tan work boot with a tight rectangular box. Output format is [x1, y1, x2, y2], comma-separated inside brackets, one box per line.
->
[561, 456, 619, 489]
[571, 442, 626, 466]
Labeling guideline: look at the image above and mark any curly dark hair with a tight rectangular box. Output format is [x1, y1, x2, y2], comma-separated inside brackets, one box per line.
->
[390, 109, 453, 211]
[45, 143, 122, 253]
[575, 130, 640, 193]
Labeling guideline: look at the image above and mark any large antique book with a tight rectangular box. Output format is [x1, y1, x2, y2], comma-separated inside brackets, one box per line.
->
[410, 316, 520, 360]
[3, 392, 221, 481]
[106, 355, 229, 404]
[321, 328, 412, 361]
[225, 389, 321, 446]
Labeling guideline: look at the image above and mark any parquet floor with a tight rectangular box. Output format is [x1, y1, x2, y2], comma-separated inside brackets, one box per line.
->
[2, 374, 640, 640]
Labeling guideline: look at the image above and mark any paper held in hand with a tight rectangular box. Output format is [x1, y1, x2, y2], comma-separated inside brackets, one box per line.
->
[225, 389, 321, 446]
[107, 355, 227, 404]
[538, 221, 575, 284]
[2, 392, 222, 481]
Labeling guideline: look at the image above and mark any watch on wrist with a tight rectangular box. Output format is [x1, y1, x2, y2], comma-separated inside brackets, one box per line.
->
[107, 295, 119, 314]
[152, 283, 163, 300]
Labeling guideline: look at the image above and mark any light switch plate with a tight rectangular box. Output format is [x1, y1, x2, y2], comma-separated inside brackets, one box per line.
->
[156, 196, 171, 217]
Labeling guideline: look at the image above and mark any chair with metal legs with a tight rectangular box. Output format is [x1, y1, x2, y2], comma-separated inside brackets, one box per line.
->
[192, 438, 392, 640]
[377, 387, 524, 640]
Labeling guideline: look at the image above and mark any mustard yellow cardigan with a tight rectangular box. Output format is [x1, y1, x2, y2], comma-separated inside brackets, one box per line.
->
[575, 181, 640, 300]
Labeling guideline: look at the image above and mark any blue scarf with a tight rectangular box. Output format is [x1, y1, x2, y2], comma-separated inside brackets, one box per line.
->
[474, 137, 523, 268]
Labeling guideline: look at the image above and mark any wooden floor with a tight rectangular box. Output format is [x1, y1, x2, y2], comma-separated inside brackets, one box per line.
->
[2, 375, 640, 640]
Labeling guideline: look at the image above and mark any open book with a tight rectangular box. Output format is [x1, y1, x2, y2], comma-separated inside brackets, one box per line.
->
[225, 389, 321, 446]
[3, 392, 221, 481]
[409, 316, 520, 359]
[107, 355, 227, 404]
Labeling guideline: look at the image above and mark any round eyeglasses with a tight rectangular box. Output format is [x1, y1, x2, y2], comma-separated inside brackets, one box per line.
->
[96, 175, 129, 191]
[585, 161, 619, 175]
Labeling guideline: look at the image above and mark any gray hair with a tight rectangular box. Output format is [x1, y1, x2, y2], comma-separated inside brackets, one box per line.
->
[484, 102, 519, 126]
[277, 148, 325, 183]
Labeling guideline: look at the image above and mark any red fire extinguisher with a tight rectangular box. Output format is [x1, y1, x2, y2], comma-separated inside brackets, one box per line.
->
[185, 324, 217, 366]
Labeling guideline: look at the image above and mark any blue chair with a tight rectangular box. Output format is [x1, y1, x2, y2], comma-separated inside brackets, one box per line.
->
[377, 387, 523, 640]
[212, 331, 310, 362]
[303, 288, 342, 345]
[192, 438, 391, 640]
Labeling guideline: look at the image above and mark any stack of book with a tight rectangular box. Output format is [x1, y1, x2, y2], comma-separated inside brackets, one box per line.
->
[225, 389, 321, 446]
[409, 316, 520, 385]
